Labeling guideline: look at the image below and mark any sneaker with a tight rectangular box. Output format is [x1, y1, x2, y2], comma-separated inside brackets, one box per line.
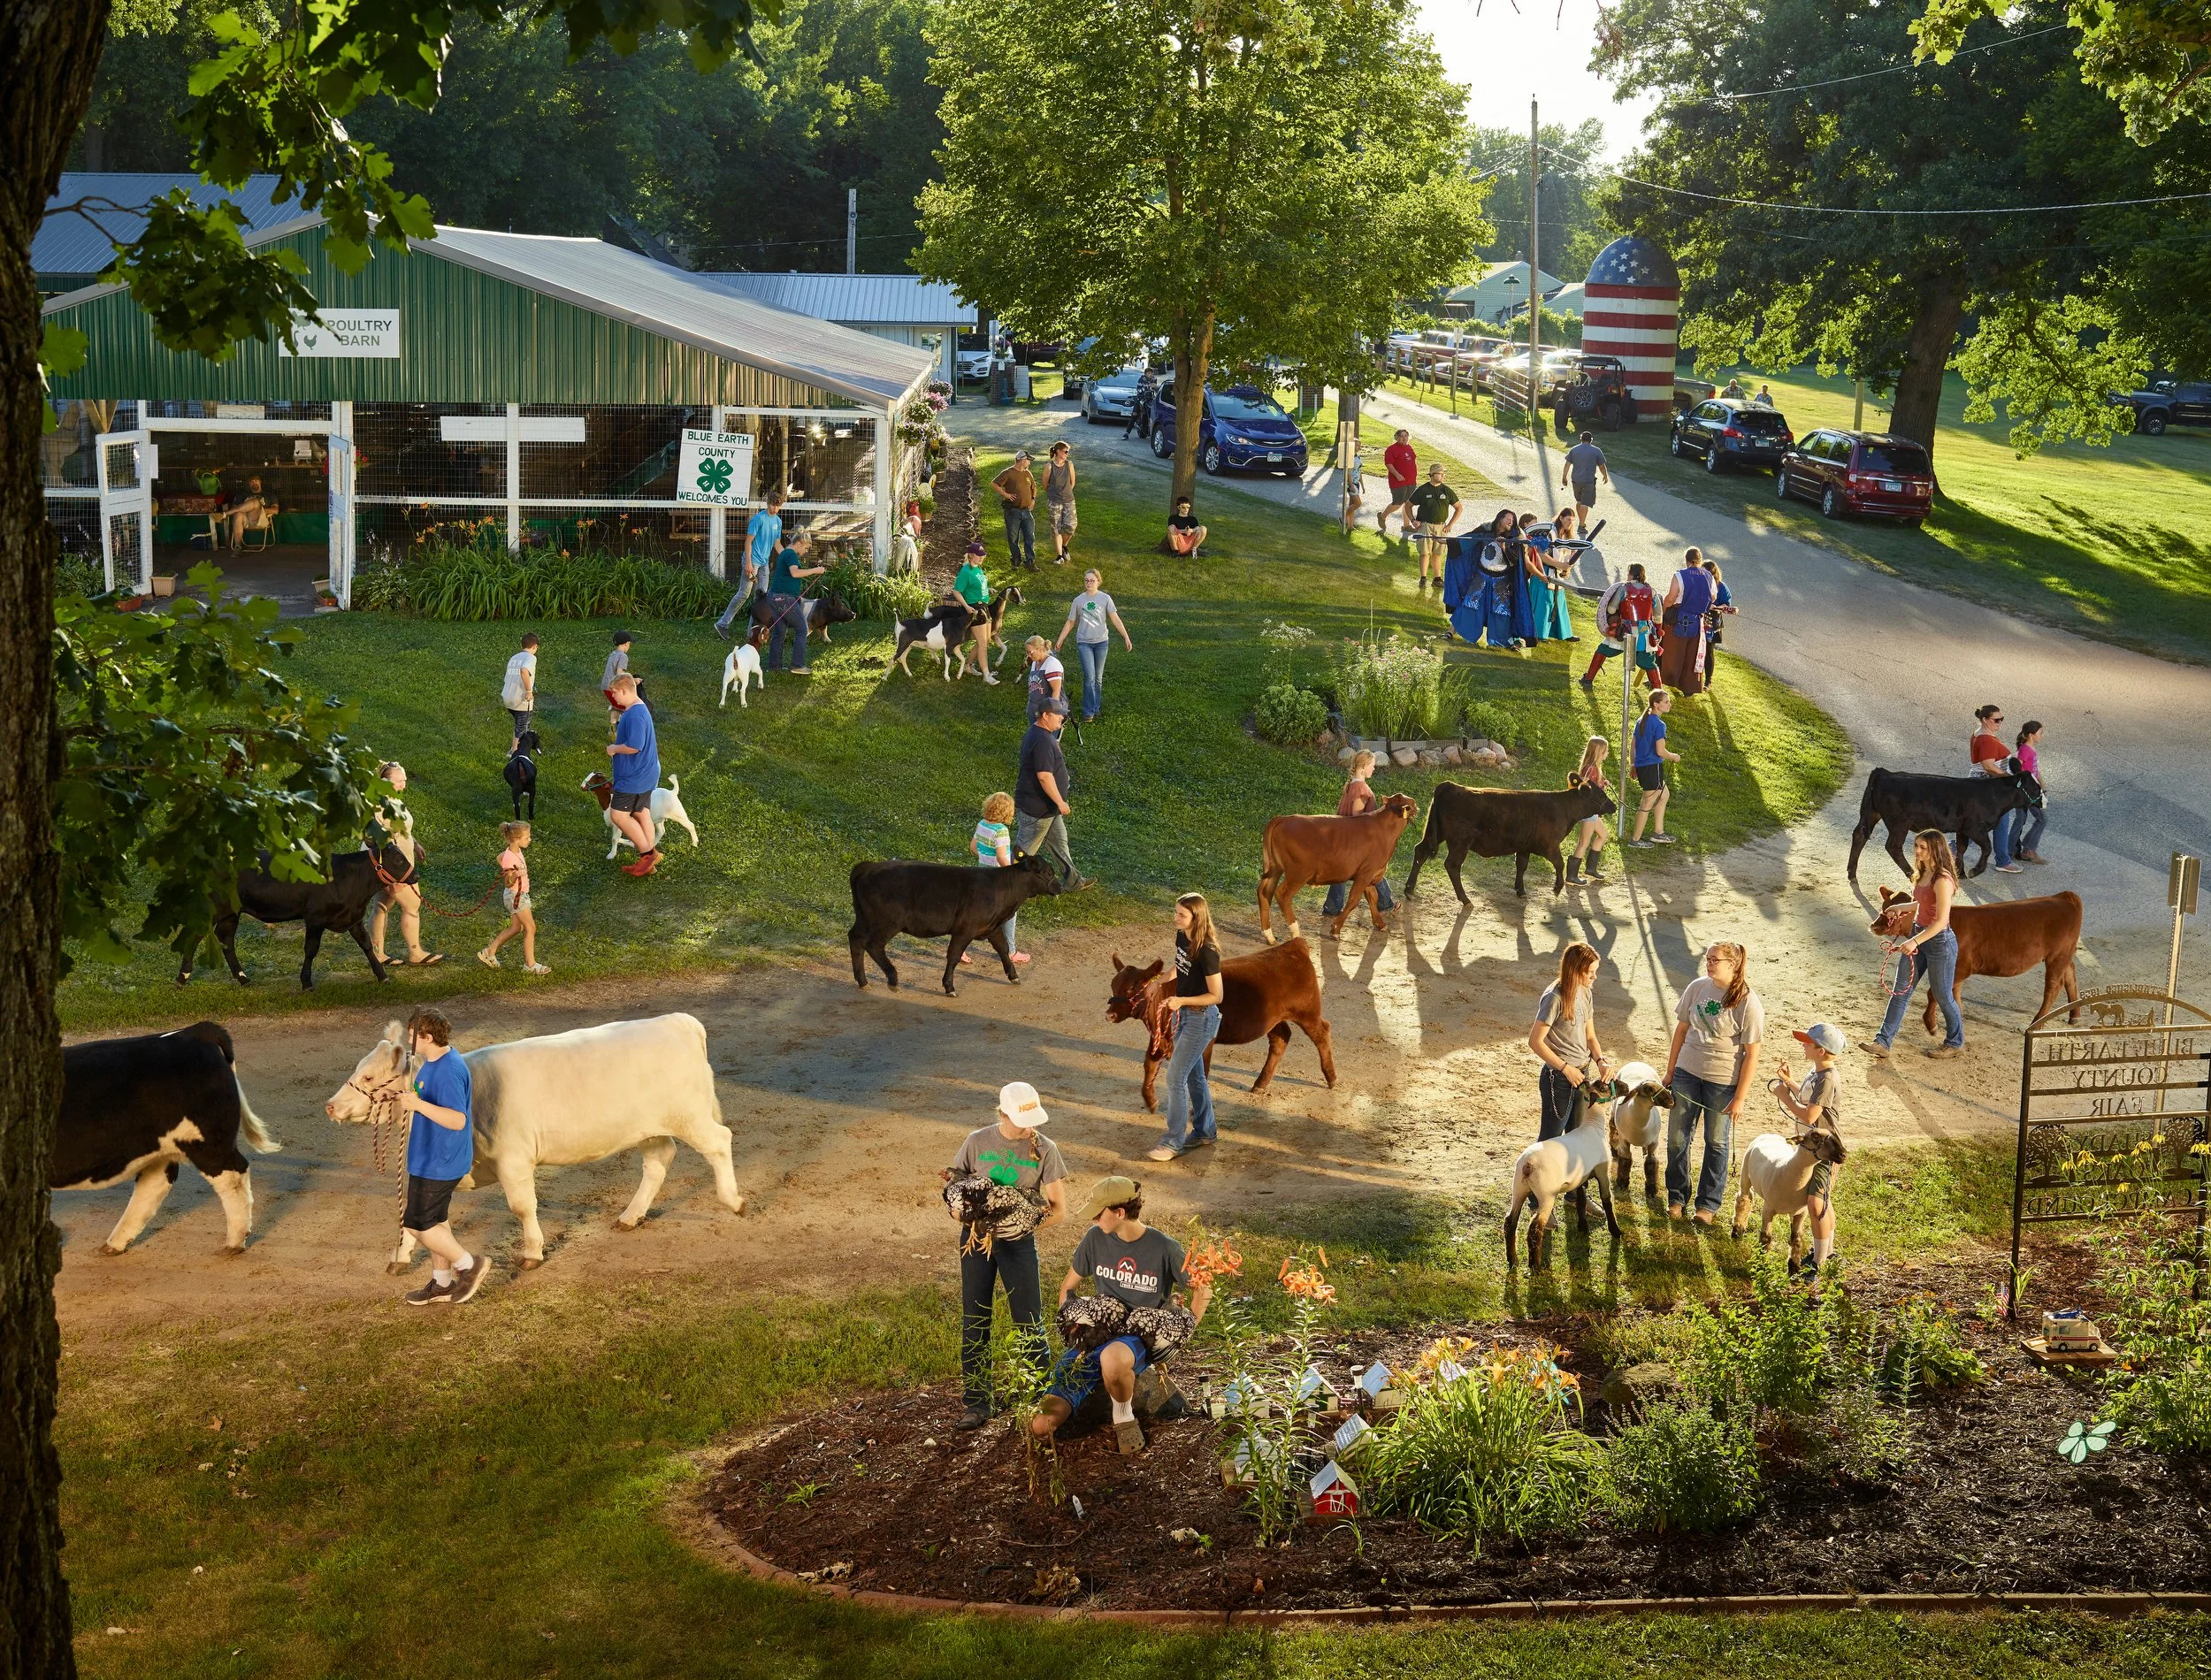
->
[1626, 838, 1653, 849]
[404, 1276, 455, 1307]
[524, 962, 551, 974]
[478, 948, 501, 968]
[1578, 676, 1595, 691]
[2024, 852, 2049, 866]
[1993, 863, 2022, 874]
[1183, 1132, 1215, 1150]
[448, 1255, 491, 1303]
[1113, 1417, 1146, 1456]
[789, 667, 812, 676]
[1650, 834, 1677, 845]
[956, 1402, 991, 1432]
[1145, 1144, 1182, 1163]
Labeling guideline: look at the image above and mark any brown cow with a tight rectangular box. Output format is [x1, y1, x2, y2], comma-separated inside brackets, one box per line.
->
[1256, 794, 1419, 943]
[1106, 941, 1337, 1113]
[1871, 887, 2083, 1035]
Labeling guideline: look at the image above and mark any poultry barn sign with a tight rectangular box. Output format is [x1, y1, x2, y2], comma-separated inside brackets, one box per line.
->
[2008, 989, 2210, 1315]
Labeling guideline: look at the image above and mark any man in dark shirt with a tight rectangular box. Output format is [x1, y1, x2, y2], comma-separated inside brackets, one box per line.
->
[1166, 497, 1207, 557]
[1015, 699, 1091, 891]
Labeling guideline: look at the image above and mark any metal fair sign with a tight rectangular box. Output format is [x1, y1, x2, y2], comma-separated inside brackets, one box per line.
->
[278, 309, 402, 358]
[2008, 988, 2211, 1316]
[674, 429, 755, 507]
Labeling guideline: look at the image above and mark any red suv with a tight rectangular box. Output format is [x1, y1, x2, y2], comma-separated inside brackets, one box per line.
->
[1775, 430, 1935, 524]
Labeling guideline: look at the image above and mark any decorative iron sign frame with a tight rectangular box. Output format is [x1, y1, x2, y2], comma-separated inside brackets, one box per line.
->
[2009, 988, 2210, 1318]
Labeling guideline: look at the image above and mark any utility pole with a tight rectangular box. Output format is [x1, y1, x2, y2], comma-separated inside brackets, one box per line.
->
[1528, 97, 1541, 430]
[846, 188, 858, 275]
[1854, 373, 1865, 431]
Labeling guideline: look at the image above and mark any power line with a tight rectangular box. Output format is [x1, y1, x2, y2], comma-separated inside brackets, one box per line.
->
[1708, 22, 2071, 102]
[1543, 141, 2211, 218]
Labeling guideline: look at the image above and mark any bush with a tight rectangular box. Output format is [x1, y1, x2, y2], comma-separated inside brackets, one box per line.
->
[1874, 1297, 1986, 1406]
[1603, 1401, 1760, 1534]
[1362, 1347, 1598, 1552]
[1335, 633, 1444, 738]
[1460, 697, 1551, 758]
[1679, 1250, 1830, 1418]
[820, 560, 935, 622]
[351, 542, 725, 621]
[2094, 1214, 2211, 1455]
[54, 552, 105, 599]
[1253, 683, 1329, 746]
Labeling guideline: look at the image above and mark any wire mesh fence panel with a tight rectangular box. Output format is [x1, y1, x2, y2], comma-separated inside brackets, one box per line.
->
[142, 399, 332, 422]
[39, 401, 119, 488]
[356, 403, 508, 501]
[44, 495, 101, 557]
[103, 439, 142, 492]
[518, 404, 713, 501]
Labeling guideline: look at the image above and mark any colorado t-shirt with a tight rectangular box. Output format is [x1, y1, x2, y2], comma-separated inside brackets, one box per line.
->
[949, 1125, 1067, 1195]
[407, 1050, 475, 1180]
[1674, 976, 1764, 1086]
[1070, 1225, 1191, 1310]
[1534, 981, 1593, 1066]
[501, 650, 536, 709]
[1070, 590, 1117, 645]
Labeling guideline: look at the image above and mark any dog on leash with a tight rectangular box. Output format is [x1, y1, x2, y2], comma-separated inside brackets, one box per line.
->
[720, 622, 767, 707]
[504, 728, 542, 820]
[580, 770, 700, 860]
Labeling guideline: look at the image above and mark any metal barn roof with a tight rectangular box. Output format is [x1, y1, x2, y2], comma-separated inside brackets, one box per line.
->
[37, 173, 294, 283]
[699, 271, 973, 327]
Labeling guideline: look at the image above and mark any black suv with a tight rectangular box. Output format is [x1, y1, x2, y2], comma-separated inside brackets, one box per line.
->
[1670, 398, 1793, 473]
[2110, 380, 2211, 436]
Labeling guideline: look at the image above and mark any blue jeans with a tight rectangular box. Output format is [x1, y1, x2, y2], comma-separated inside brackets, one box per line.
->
[1046, 1333, 1149, 1409]
[1991, 807, 2016, 868]
[1074, 638, 1108, 718]
[1877, 928, 1964, 1049]
[1321, 875, 1397, 917]
[2013, 802, 2047, 858]
[765, 594, 807, 669]
[1162, 1003, 1220, 1151]
[1002, 505, 1036, 569]
[1666, 1068, 1737, 1215]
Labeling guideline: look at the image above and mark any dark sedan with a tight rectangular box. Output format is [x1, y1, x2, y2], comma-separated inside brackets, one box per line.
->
[1671, 399, 1793, 473]
[1775, 430, 1935, 523]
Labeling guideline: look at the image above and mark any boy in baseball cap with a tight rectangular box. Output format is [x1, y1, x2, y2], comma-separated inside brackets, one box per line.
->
[944, 1081, 1067, 1431]
[1773, 1023, 1848, 1278]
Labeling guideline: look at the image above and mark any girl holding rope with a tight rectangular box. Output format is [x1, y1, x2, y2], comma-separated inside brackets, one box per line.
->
[478, 821, 549, 974]
[368, 763, 444, 968]
[1870, 830, 1965, 1058]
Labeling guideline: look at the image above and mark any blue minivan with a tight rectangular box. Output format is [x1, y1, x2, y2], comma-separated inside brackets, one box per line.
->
[1148, 382, 1309, 477]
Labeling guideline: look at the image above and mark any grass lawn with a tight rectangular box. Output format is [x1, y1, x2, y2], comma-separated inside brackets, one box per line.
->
[59, 450, 1848, 1033]
[1381, 368, 2211, 667]
[64, 1137, 2190, 1680]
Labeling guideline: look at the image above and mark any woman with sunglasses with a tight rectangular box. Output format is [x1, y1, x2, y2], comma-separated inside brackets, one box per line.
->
[1968, 704, 2022, 872]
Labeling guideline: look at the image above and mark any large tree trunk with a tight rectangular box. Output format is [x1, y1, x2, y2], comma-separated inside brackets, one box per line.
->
[1888, 272, 1967, 459]
[3, 4, 110, 1676]
[1169, 306, 1215, 512]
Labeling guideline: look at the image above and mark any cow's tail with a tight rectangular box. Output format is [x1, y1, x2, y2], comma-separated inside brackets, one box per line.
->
[235, 1077, 281, 1155]
[1855, 770, 1882, 835]
[1416, 798, 1443, 855]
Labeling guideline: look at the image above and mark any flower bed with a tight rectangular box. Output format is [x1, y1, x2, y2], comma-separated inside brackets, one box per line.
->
[703, 1254, 2211, 1613]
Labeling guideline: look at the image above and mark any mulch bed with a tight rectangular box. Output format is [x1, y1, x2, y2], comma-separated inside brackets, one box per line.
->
[704, 1251, 2211, 1612]
[920, 447, 978, 590]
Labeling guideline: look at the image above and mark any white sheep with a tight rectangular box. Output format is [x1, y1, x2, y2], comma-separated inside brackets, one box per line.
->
[1730, 1129, 1846, 1267]
[1604, 1059, 1672, 1198]
[1503, 1081, 1624, 1265]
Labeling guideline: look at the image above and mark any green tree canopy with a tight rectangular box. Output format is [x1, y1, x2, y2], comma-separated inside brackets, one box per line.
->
[1914, 0, 2211, 141]
[1467, 117, 1616, 281]
[916, 0, 1490, 507]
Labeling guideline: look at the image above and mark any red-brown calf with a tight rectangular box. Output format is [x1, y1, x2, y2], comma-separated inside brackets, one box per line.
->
[1106, 940, 1337, 1113]
[1871, 886, 2083, 1035]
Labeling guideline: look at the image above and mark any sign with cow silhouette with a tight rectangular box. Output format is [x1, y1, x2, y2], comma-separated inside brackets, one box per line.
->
[2008, 988, 2210, 1316]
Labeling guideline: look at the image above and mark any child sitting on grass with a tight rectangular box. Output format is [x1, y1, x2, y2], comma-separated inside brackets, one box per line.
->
[1772, 1022, 1849, 1278]
[478, 821, 548, 974]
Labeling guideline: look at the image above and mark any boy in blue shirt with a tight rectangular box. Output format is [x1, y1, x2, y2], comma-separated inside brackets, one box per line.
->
[399, 1007, 489, 1305]
[606, 672, 662, 875]
[1626, 687, 1679, 848]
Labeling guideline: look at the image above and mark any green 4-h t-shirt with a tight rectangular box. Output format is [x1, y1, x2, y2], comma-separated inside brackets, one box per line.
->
[949, 1125, 1067, 1195]
[954, 561, 991, 607]
[1407, 481, 1459, 526]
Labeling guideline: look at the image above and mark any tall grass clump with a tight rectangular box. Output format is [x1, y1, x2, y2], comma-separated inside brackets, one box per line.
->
[1603, 1401, 1760, 1534]
[1335, 632, 1444, 738]
[821, 559, 934, 622]
[352, 541, 725, 621]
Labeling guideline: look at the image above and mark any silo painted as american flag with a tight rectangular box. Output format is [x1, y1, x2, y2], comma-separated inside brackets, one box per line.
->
[1582, 236, 1679, 416]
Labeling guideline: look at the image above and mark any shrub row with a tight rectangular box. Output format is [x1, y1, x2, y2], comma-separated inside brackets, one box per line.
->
[351, 542, 727, 621]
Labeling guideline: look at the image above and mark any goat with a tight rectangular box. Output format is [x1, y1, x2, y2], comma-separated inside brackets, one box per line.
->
[1604, 1059, 1674, 1197]
[503, 727, 541, 820]
[720, 622, 767, 707]
[1503, 1077, 1624, 1265]
[1731, 1128, 1847, 1267]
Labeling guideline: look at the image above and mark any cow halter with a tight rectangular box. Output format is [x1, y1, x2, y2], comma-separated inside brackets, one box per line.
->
[348, 1046, 413, 1221]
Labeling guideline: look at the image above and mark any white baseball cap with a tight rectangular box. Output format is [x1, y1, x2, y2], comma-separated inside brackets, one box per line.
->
[1793, 1024, 1850, 1055]
[998, 1081, 1051, 1128]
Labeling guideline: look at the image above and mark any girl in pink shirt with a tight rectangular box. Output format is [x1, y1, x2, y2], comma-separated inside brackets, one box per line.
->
[478, 821, 549, 973]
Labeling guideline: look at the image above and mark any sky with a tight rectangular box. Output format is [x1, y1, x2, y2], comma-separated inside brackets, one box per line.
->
[1417, 0, 1661, 159]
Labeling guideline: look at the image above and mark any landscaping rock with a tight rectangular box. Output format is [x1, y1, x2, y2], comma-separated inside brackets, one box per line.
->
[1390, 746, 1419, 768]
[1441, 744, 1463, 765]
[1465, 737, 1496, 756]
[1599, 1361, 1679, 1414]
[1337, 747, 1358, 765]
[1418, 749, 1445, 767]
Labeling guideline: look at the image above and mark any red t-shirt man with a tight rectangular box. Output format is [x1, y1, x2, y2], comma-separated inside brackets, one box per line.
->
[1383, 436, 1419, 492]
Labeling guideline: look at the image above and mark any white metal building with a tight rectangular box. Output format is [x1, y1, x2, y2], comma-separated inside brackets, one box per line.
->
[699, 272, 974, 386]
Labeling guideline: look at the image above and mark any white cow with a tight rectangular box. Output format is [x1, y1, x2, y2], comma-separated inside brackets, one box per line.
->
[325, 1012, 744, 1270]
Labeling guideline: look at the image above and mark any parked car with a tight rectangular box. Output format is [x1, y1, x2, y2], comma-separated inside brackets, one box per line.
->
[1010, 340, 1064, 366]
[1148, 382, 1309, 476]
[2109, 379, 2211, 435]
[1670, 398, 1793, 472]
[1084, 363, 1148, 425]
[1775, 430, 1934, 523]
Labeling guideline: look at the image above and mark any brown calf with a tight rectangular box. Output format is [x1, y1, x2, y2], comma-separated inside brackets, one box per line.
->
[1256, 794, 1419, 943]
[1106, 941, 1337, 1113]
[1871, 887, 2083, 1035]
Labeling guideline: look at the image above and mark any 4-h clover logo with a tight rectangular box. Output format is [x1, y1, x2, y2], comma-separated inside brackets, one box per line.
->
[695, 456, 735, 495]
[2057, 1418, 2115, 1462]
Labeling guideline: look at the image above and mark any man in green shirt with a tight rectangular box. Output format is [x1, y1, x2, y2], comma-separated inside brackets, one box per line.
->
[1405, 462, 1461, 592]
[764, 532, 827, 674]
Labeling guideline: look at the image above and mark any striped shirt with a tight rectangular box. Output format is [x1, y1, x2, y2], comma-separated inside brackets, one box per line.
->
[972, 819, 1012, 867]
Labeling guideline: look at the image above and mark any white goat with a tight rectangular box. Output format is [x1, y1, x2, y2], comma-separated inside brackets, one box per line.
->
[1731, 1129, 1846, 1266]
[1604, 1059, 1673, 1198]
[1503, 1079, 1624, 1265]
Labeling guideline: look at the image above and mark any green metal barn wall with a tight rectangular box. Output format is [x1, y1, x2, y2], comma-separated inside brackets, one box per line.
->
[44, 229, 849, 410]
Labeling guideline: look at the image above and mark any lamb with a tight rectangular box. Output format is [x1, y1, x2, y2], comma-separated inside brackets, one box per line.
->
[1604, 1059, 1674, 1197]
[1731, 1129, 1846, 1267]
[1503, 1078, 1625, 1265]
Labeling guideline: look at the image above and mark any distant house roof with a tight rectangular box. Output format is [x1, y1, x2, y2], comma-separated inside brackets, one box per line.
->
[698, 271, 974, 327]
[1544, 283, 1587, 317]
[37, 173, 294, 284]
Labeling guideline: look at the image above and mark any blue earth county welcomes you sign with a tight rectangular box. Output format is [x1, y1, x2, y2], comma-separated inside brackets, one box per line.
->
[676, 429, 757, 507]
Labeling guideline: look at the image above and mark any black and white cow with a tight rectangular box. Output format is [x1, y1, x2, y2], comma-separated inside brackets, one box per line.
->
[54, 1021, 279, 1255]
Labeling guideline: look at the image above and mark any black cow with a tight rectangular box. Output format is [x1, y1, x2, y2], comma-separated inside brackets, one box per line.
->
[849, 852, 1063, 994]
[1404, 782, 1618, 899]
[54, 1021, 279, 1255]
[748, 589, 858, 645]
[504, 727, 541, 820]
[1848, 767, 2041, 881]
[178, 844, 412, 989]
